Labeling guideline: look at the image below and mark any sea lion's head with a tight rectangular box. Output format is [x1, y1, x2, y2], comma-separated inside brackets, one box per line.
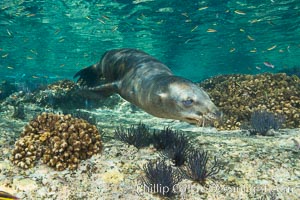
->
[157, 77, 222, 126]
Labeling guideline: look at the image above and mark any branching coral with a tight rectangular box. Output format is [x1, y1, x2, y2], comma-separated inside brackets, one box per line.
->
[180, 149, 221, 184]
[142, 159, 182, 197]
[11, 112, 102, 171]
[114, 122, 152, 148]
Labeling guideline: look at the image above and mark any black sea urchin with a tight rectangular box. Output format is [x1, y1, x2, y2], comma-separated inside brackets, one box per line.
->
[114, 122, 151, 148]
[249, 110, 284, 136]
[162, 133, 190, 167]
[152, 127, 176, 150]
[142, 159, 182, 197]
[152, 127, 190, 166]
[181, 149, 221, 184]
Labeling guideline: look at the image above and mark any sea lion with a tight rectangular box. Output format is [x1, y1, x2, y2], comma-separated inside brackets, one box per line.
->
[74, 48, 221, 125]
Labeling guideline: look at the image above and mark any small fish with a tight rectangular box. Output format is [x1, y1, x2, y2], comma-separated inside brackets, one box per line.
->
[30, 49, 38, 55]
[181, 13, 189, 18]
[198, 6, 208, 11]
[59, 38, 65, 42]
[267, 45, 277, 51]
[239, 28, 245, 32]
[157, 20, 164, 24]
[85, 16, 91, 20]
[2, 53, 8, 58]
[207, 28, 217, 32]
[250, 49, 257, 53]
[97, 19, 105, 24]
[250, 19, 262, 23]
[247, 35, 255, 41]
[256, 66, 261, 70]
[263, 62, 275, 68]
[26, 13, 35, 17]
[32, 75, 39, 79]
[191, 25, 198, 32]
[184, 39, 192, 44]
[102, 15, 110, 20]
[54, 29, 61, 35]
[229, 48, 235, 52]
[6, 29, 12, 36]
[7, 66, 14, 69]
[0, 191, 19, 200]
[234, 10, 246, 15]
[112, 26, 118, 32]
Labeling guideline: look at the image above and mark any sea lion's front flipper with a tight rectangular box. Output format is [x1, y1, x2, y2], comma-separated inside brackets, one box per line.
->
[74, 63, 102, 87]
[77, 82, 120, 100]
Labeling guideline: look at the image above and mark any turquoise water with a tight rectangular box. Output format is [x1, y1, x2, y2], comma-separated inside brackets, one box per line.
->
[0, 0, 299, 83]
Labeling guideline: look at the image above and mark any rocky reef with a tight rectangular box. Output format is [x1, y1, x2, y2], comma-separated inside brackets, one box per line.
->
[11, 112, 102, 171]
[28, 80, 85, 109]
[199, 73, 300, 130]
[26, 79, 122, 110]
[0, 80, 17, 101]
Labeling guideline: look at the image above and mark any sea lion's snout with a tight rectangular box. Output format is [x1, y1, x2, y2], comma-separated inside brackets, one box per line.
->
[166, 80, 221, 126]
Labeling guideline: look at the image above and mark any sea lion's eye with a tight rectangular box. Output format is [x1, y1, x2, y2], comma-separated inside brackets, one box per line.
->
[182, 99, 194, 106]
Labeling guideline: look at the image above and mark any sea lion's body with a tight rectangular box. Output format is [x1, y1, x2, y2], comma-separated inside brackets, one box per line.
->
[74, 48, 221, 125]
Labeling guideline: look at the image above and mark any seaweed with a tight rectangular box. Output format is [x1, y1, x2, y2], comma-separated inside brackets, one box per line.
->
[249, 110, 284, 136]
[180, 149, 221, 184]
[142, 159, 182, 197]
[114, 122, 152, 148]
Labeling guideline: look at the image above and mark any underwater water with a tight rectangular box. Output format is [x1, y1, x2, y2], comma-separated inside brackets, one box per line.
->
[0, 0, 299, 83]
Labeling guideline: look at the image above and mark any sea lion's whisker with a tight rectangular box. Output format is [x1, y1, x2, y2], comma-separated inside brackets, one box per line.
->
[204, 113, 217, 121]
[195, 118, 202, 127]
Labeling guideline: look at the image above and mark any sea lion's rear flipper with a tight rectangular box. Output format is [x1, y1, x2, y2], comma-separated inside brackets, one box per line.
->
[74, 64, 102, 87]
[74, 63, 120, 99]
[77, 82, 120, 100]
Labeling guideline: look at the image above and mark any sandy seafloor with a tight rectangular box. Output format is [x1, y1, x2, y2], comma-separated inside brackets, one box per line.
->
[0, 95, 299, 200]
